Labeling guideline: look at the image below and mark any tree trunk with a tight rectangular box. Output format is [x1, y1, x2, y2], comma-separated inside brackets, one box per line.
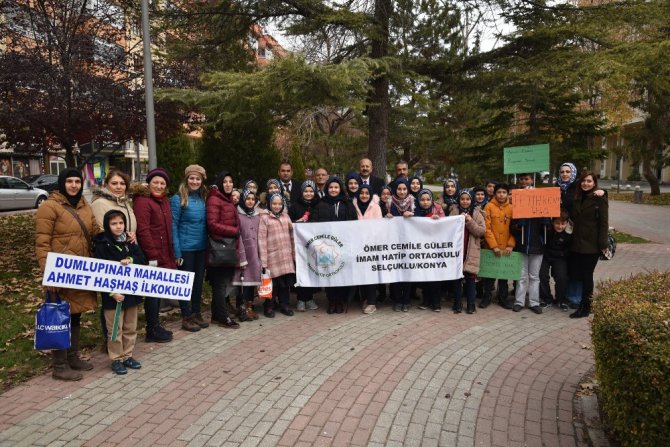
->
[641, 154, 661, 195]
[368, 0, 392, 180]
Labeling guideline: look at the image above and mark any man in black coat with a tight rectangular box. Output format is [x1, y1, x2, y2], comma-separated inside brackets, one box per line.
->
[278, 161, 302, 204]
[358, 158, 385, 196]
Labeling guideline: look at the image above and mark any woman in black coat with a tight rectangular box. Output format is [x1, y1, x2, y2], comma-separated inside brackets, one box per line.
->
[568, 171, 609, 318]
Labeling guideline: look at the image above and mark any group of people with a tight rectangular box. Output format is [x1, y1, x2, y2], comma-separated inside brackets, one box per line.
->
[34, 158, 608, 380]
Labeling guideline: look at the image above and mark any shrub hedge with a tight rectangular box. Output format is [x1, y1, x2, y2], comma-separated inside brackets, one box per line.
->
[592, 272, 670, 446]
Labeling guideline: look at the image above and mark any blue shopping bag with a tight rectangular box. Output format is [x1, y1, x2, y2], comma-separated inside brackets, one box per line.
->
[34, 291, 71, 350]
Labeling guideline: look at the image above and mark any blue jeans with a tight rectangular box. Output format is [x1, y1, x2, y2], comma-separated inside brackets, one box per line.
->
[178, 250, 206, 318]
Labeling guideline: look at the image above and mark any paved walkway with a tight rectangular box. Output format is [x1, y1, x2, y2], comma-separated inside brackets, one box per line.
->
[1, 202, 668, 447]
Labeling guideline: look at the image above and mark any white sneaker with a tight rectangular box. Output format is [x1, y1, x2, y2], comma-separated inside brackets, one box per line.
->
[296, 301, 306, 312]
[363, 305, 377, 314]
[306, 300, 319, 310]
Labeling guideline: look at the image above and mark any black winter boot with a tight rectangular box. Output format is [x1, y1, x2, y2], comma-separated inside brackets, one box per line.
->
[570, 298, 591, 318]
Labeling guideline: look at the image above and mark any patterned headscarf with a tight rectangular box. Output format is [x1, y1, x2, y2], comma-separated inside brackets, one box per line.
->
[442, 178, 461, 207]
[267, 192, 285, 217]
[414, 189, 435, 217]
[556, 162, 577, 191]
[239, 189, 258, 216]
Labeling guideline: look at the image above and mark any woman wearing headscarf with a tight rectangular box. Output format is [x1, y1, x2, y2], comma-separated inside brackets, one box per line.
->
[413, 189, 446, 312]
[206, 170, 241, 328]
[36, 168, 102, 380]
[408, 176, 424, 198]
[170, 164, 209, 332]
[259, 178, 290, 210]
[134, 167, 176, 342]
[556, 162, 579, 212]
[311, 176, 358, 313]
[352, 184, 383, 314]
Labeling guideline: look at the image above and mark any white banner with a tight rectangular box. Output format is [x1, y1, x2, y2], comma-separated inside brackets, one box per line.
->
[42, 253, 195, 301]
[294, 216, 465, 287]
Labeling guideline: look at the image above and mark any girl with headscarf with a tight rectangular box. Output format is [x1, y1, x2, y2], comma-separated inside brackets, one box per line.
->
[449, 190, 486, 314]
[388, 178, 415, 218]
[556, 162, 578, 212]
[289, 180, 320, 311]
[260, 178, 290, 210]
[232, 188, 262, 321]
[352, 184, 383, 314]
[205, 170, 241, 329]
[413, 189, 446, 312]
[289, 180, 318, 223]
[345, 172, 362, 199]
[258, 193, 296, 318]
[170, 165, 209, 332]
[36, 168, 102, 381]
[134, 167, 177, 342]
[385, 178, 414, 311]
[311, 176, 358, 313]
[408, 176, 424, 198]
[379, 185, 392, 217]
[442, 178, 461, 215]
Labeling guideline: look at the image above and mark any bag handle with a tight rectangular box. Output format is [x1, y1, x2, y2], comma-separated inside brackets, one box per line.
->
[45, 290, 62, 303]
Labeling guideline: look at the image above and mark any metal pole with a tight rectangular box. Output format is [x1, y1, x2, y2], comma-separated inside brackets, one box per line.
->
[141, 0, 157, 170]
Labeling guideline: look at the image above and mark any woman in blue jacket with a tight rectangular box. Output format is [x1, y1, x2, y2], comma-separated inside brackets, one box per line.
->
[171, 165, 209, 332]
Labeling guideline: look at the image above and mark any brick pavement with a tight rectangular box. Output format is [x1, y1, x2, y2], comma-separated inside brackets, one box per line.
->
[1, 201, 668, 446]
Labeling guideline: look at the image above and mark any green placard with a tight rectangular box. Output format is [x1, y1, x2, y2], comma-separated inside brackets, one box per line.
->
[503, 144, 550, 174]
[478, 250, 522, 280]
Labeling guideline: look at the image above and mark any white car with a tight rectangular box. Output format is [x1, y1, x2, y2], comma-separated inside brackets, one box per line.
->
[0, 175, 49, 210]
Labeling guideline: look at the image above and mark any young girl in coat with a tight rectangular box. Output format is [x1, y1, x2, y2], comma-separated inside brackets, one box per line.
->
[353, 184, 383, 313]
[311, 176, 358, 314]
[289, 181, 319, 311]
[94, 210, 147, 375]
[413, 189, 445, 311]
[442, 178, 460, 215]
[386, 178, 414, 311]
[258, 193, 296, 317]
[233, 189, 262, 321]
[450, 190, 486, 314]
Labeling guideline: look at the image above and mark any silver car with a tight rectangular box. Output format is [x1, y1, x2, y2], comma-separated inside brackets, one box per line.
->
[0, 175, 49, 210]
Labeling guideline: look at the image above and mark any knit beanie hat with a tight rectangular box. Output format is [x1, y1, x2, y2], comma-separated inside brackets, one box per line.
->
[184, 164, 206, 180]
[146, 167, 170, 185]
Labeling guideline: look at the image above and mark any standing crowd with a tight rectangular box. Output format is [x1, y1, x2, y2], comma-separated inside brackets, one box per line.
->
[35, 158, 608, 380]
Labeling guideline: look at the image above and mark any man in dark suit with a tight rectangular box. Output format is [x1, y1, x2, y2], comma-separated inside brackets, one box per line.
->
[278, 161, 301, 204]
[358, 158, 385, 196]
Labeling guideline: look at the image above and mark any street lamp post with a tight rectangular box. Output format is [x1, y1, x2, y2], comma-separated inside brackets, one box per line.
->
[141, 0, 157, 170]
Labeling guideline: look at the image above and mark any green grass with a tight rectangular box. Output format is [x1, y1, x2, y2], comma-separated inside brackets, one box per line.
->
[611, 230, 650, 244]
[608, 191, 670, 206]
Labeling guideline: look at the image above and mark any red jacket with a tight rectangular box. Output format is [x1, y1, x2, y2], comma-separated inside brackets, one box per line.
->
[206, 189, 240, 240]
[134, 187, 176, 269]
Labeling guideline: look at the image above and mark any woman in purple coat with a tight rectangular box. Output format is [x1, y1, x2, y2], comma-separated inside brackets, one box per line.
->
[232, 189, 261, 321]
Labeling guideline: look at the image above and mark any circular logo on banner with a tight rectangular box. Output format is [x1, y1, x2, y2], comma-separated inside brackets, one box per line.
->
[305, 234, 345, 277]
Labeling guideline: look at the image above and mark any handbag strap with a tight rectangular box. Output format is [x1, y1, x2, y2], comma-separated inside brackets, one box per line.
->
[61, 203, 92, 248]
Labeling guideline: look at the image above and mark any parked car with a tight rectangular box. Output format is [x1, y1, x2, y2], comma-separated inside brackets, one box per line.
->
[0, 176, 49, 210]
[23, 174, 59, 192]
